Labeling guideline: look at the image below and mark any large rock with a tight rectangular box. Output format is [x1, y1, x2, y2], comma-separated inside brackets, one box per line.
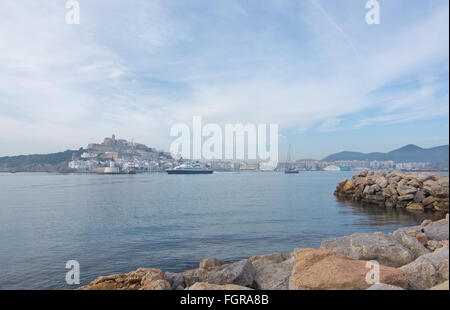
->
[251, 256, 294, 290]
[414, 190, 425, 203]
[366, 283, 404, 290]
[343, 180, 354, 191]
[321, 232, 415, 267]
[375, 177, 388, 188]
[406, 202, 424, 211]
[165, 272, 185, 290]
[288, 248, 407, 290]
[397, 215, 449, 241]
[422, 196, 435, 207]
[249, 253, 292, 264]
[182, 268, 207, 287]
[397, 186, 418, 196]
[400, 247, 449, 290]
[398, 194, 415, 202]
[429, 280, 449, 290]
[407, 232, 428, 246]
[438, 177, 449, 187]
[393, 230, 430, 258]
[199, 258, 223, 270]
[140, 279, 172, 290]
[187, 282, 253, 290]
[423, 224, 449, 241]
[421, 215, 449, 240]
[78, 268, 168, 290]
[141, 268, 166, 286]
[206, 259, 256, 288]
[427, 240, 449, 252]
[364, 184, 380, 195]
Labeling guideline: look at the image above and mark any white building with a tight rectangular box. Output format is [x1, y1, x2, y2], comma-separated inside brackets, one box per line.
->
[68, 160, 100, 171]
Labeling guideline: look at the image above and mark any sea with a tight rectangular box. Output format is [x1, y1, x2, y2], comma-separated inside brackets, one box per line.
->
[0, 171, 445, 289]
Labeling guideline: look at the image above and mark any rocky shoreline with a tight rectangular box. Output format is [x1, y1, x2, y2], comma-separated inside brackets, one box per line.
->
[334, 171, 449, 212]
[78, 214, 449, 290]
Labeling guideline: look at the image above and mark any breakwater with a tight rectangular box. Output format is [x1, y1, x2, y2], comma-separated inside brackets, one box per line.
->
[78, 215, 449, 290]
[334, 171, 449, 212]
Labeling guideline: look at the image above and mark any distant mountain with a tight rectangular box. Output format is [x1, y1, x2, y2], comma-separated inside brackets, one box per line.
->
[321, 144, 449, 163]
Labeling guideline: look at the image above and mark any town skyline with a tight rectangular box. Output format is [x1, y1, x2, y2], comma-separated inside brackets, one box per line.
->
[0, 0, 448, 158]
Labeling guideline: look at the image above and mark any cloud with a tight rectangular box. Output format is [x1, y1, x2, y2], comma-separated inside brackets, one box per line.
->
[0, 0, 448, 156]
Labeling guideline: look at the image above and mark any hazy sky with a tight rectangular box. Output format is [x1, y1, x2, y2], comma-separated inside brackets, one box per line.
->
[0, 0, 448, 159]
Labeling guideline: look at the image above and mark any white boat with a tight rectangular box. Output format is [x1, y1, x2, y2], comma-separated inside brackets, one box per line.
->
[166, 164, 213, 174]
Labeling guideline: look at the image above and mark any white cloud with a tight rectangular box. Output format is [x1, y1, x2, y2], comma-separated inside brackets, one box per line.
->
[0, 0, 448, 156]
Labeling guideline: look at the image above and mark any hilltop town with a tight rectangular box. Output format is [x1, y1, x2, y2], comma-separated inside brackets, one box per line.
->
[68, 135, 173, 173]
[0, 136, 448, 173]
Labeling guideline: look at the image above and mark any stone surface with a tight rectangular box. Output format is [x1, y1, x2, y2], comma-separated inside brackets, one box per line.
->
[423, 223, 449, 241]
[321, 232, 415, 267]
[187, 282, 253, 290]
[400, 247, 449, 290]
[427, 240, 449, 252]
[406, 203, 424, 211]
[408, 232, 428, 246]
[206, 259, 256, 288]
[343, 180, 354, 191]
[252, 256, 294, 290]
[429, 280, 449, 290]
[199, 258, 223, 270]
[398, 194, 415, 202]
[78, 268, 167, 290]
[140, 268, 166, 287]
[366, 283, 404, 290]
[249, 253, 291, 264]
[165, 272, 185, 289]
[422, 196, 436, 207]
[140, 279, 172, 290]
[393, 230, 430, 258]
[182, 268, 207, 287]
[397, 215, 449, 242]
[288, 248, 407, 290]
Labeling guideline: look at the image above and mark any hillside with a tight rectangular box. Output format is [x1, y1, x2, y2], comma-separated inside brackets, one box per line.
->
[322, 144, 449, 163]
[0, 149, 84, 172]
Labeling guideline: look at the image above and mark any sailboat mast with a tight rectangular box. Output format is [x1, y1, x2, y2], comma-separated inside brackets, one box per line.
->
[286, 144, 291, 165]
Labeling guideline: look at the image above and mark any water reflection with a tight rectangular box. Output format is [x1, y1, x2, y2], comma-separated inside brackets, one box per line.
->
[337, 198, 445, 227]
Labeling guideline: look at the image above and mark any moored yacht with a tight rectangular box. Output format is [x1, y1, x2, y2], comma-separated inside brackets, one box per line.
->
[166, 164, 213, 174]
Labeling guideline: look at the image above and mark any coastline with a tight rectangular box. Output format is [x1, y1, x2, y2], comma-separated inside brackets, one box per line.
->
[78, 213, 449, 291]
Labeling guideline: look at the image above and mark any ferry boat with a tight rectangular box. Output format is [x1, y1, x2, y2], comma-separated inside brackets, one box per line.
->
[166, 164, 213, 174]
[284, 167, 299, 174]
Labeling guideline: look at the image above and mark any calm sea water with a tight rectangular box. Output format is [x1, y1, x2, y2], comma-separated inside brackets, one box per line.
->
[0, 171, 445, 289]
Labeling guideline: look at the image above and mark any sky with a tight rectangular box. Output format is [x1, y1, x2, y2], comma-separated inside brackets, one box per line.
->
[0, 0, 448, 160]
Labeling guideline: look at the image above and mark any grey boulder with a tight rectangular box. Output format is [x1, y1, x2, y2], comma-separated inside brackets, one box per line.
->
[321, 232, 415, 267]
[399, 247, 449, 290]
[393, 230, 430, 258]
[206, 259, 256, 288]
[251, 256, 294, 290]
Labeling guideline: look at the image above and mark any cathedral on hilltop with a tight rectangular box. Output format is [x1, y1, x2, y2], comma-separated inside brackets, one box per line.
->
[87, 135, 152, 153]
